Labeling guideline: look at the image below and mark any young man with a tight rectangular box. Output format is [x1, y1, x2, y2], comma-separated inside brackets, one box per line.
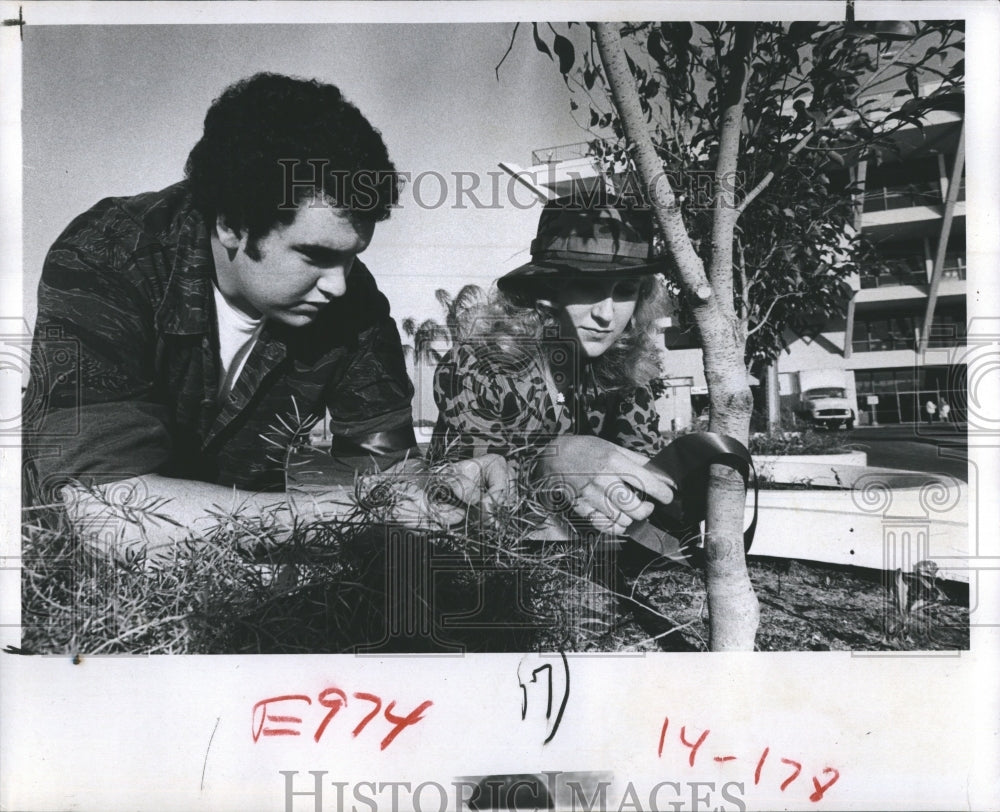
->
[24, 73, 507, 556]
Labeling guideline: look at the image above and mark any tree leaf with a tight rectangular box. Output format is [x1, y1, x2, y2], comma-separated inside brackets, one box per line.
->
[788, 21, 819, 42]
[532, 23, 552, 60]
[648, 29, 666, 63]
[553, 33, 575, 74]
[664, 21, 693, 45]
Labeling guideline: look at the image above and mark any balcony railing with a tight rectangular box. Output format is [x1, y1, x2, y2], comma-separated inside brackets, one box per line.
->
[530, 141, 599, 166]
[862, 180, 942, 212]
[853, 318, 965, 352]
[861, 254, 966, 288]
[852, 334, 919, 352]
[941, 255, 967, 280]
[860, 256, 927, 289]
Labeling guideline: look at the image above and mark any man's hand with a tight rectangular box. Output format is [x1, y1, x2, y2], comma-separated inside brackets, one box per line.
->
[59, 455, 516, 560]
[533, 435, 675, 536]
[378, 453, 515, 529]
[435, 454, 515, 516]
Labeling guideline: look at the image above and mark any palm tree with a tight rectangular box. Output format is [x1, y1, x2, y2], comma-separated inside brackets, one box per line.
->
[435, 284, 486, 342]
[400, 284, 486, 370]
[399, 316, 418, 363]
[412, 319, 452, 365]
[401, 305, 466, 431]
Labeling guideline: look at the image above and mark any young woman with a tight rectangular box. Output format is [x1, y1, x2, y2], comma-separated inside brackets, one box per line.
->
[431, 196, 677, 536]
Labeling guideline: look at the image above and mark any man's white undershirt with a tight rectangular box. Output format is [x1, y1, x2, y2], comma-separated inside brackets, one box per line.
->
[213, 285, 264, 394]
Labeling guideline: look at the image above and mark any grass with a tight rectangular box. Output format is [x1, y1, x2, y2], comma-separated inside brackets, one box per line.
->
[19, 465, 969, 655]
[19, 472, 685, 655]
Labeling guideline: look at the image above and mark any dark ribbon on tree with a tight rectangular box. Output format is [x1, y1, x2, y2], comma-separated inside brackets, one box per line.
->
[628, 432, 758, 558]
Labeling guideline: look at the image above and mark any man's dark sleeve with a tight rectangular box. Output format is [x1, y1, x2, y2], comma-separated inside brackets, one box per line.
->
[323, 301, 419, 477]
[24, 209, 173, 500]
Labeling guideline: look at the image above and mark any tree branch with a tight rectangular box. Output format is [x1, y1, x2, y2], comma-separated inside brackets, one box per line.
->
[747, 293, 795, 337]
[592, 22, 712, 302]
[736, 123, 825, 215]
[736, 33, 926, 217]
[709, 22, 755, 305]
[495, 23, 520, 80]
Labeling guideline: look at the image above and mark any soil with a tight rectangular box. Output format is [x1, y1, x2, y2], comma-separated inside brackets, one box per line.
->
[619, 555, 970, 652]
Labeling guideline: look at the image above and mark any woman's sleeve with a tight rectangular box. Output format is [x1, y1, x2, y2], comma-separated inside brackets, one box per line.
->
[610, 383, 666, 457]
[430, 343, 551, 464]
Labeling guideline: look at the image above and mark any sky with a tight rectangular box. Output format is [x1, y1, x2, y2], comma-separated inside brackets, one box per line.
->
[21, 23, 586, 328]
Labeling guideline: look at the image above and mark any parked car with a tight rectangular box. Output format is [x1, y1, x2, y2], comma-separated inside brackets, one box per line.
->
[796, 370, 856, 430]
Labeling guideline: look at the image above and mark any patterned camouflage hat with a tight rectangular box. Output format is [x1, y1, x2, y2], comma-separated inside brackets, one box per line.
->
[498, 194, 665, 294]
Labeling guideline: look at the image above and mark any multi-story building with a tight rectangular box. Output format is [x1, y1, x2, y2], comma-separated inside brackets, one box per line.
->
[507, 91, 966, 428]
[836, 102, 966, 425]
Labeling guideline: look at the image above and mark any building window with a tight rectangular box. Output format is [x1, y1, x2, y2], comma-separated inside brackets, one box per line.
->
[927, 306, 967, 347]
[852, 313, 918, 352]
[852, 304, 966, 352]
[854, 366, 965, 424]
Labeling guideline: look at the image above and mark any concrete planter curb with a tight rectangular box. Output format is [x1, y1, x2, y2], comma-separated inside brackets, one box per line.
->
[753, 452, 868, 487]
[745, 462, 968, 582]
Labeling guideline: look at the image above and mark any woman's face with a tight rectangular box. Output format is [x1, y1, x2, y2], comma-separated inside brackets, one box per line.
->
[548, 276, 642, 359]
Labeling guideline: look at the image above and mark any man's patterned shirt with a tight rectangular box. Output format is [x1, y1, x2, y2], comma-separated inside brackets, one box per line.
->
[24, 182, 416, 497]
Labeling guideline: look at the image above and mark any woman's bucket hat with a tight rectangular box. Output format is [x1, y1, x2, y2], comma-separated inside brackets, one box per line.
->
[497, 194, 665, 294]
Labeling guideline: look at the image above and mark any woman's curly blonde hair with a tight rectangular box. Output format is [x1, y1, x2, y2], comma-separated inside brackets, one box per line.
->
[452, 275, 666, 393]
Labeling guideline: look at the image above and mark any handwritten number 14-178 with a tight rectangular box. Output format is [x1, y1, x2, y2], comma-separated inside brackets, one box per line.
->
[658, 716, 840, 804]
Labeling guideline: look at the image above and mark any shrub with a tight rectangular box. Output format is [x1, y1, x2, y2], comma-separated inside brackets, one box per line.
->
[749, 428, 860, 456]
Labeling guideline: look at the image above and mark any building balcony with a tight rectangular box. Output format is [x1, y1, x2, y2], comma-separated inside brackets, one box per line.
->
[859, 254, 926, 289]
[862, 178, 965, 213]
[863, 180, 939, 212]
[861, 200, 966, 240]
[854, 274, 965, 305]
[851, 316, 965, 355]
[846, 345, 967, 371]
[530, 141, 599, 167]
[498, 140, 619, 200]
[858, 255, 965, 291]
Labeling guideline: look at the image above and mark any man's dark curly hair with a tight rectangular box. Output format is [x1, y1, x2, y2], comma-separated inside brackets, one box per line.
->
[185, 72, 400, 248]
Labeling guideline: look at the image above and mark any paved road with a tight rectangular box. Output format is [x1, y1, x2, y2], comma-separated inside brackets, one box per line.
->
[843, 423, 968, 481]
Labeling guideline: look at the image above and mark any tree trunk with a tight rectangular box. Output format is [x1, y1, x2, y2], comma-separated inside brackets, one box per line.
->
[594, 22, 759, 650]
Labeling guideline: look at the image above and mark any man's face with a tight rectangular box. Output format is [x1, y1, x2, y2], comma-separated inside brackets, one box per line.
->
[215, 201, 375, 326]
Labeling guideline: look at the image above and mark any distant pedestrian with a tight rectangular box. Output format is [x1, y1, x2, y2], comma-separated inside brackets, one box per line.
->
[939, 399, 951, 423]
[924, 398, 937, 423]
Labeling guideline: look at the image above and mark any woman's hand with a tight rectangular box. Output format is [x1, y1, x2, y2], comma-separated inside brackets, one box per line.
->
[533, 435, 675, 536]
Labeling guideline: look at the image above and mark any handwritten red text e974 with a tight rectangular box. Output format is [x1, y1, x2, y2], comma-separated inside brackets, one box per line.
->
[252, 687, 432, 751]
